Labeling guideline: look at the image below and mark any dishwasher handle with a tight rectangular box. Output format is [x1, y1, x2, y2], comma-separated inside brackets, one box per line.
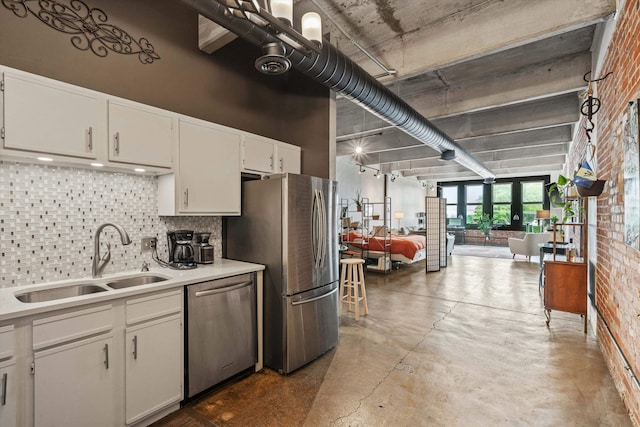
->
[291, 286, 338, 306]
[194, 280, 253, 297]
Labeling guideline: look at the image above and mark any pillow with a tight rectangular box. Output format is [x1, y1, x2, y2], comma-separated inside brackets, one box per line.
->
[371, 225, 387, 237]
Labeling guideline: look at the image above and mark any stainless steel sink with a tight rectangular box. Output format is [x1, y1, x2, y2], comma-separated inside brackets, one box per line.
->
[105, 275, 167, 289]
[15, 284, 108, 303]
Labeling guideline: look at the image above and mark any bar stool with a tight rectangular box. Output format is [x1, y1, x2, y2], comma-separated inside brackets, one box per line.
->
[339, 258, 368, 320]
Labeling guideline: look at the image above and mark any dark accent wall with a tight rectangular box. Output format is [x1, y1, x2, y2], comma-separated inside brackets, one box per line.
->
[0, 0, 331, 177]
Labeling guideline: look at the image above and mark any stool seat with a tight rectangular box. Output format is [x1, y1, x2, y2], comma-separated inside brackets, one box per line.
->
[339, 258, 368, 320]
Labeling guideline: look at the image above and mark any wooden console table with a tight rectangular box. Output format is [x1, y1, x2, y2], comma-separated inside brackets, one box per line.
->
[542, 199, 588, 333]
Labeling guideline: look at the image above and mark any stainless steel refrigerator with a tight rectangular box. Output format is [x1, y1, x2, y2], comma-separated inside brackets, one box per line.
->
[226, 173, 339, 374]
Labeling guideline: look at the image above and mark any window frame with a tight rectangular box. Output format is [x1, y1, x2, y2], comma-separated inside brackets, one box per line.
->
[438, 176, 550, 231]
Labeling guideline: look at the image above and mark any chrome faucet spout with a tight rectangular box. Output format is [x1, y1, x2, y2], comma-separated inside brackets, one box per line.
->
[92, 223, 131, 278]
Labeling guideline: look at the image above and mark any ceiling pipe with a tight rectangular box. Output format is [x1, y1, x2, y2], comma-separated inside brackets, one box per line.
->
[180, 0, 495, 179]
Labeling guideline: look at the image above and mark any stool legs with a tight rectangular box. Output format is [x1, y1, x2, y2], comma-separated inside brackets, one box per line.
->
[339, 260, 368, 320]
[358, 262, 368, 316]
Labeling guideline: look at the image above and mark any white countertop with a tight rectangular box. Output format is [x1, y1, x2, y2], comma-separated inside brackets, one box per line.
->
[0, 259, 264, 322]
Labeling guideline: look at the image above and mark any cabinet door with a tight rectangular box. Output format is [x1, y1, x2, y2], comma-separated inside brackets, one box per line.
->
[178, 119, 241, 215]
[3, 72, 99, 159]
[34, 335, 114, 427]
[108, 100, 173, 168]
[0, 363, 16, 427]
[242, 135, 275, 173]
[125, 316, 182, 425]
[277, 144, 301, 174]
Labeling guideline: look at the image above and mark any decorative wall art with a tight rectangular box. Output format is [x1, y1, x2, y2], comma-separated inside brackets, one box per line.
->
[623, 99, 640, 250]
[1, 0, 160, 64]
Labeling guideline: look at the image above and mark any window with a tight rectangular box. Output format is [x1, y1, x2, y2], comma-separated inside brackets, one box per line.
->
[438, 176, 550, 231]
[465, 184, 483, 226]
[492, 183, 512, 226]
[522, 181, 545, 226]
[442, 186, 460, 226]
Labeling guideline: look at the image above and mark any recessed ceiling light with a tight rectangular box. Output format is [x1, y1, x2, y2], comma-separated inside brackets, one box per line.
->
[37, 157, 53, 162]
[355, 146, 363, 154]
[90, 163, 104, 167]
[134, 168, 146, 173]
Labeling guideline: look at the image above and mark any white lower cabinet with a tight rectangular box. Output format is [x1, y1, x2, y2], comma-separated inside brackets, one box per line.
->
[125, 315, 182, 425]
[34, 334, 115, 427]
[0, 361, 16, 427]
[25, 290, 183, 427]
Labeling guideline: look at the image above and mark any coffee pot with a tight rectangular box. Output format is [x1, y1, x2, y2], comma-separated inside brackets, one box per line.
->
[167, 230, 196, 268]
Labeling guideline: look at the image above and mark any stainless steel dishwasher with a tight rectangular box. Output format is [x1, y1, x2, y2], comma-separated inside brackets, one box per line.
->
[185, 273, 257, 398]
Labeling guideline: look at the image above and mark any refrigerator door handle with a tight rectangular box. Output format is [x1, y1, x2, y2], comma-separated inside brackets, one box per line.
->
[312, 189, 322, 269]
[291, 286, 338, 306]
[319, 190, 327, 268]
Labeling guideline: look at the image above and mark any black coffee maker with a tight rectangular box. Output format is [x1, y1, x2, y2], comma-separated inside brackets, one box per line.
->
[167, 230, 196, 269]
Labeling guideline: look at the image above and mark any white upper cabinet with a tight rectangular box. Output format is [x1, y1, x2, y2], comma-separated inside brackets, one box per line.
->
[242, 134, 275, 174]
[2, 71, 99, 159]
[107, 100, 173, 168]
[277, 144, 301, 174]
[241, 133, 301, 175]
[158, 118, 241, 216]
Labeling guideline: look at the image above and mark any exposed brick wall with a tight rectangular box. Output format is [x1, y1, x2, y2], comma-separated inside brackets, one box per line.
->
[571, 1, 640, 424]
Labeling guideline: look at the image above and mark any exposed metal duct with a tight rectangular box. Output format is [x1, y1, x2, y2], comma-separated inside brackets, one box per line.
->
[180, 0, 495, 179]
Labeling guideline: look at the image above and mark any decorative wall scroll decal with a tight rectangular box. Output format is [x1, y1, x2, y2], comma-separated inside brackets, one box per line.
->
[1, 0, 160, 64]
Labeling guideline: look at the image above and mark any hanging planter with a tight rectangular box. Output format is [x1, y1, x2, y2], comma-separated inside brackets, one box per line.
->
[573, 161, 606, 197]
[576, 179, 606, 197]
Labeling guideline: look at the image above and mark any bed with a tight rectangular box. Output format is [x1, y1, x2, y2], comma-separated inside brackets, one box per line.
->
[343, 230, 427, 264]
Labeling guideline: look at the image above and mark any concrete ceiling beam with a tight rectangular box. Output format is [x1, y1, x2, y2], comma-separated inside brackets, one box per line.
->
[402, 155, 567, 178]
[360, 126, 572, 165]
[338, 0, 615, 78]
[392, 150, 567, 173]
[433, 93, 580, 140]
[414, 163, 566, 182]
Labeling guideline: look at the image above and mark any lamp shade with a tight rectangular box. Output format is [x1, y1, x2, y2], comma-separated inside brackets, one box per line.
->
[536, 209, 550, 219]
[394, 211, 404, 220]
[270, 0, 293, 25]
[301, 12, 322, 44]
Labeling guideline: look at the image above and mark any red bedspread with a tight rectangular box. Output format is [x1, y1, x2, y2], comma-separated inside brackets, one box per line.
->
[346, 231, 426, 260]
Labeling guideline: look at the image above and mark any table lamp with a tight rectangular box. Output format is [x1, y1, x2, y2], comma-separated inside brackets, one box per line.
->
[394, 211, 404, 231]
[536, 209, 550, 231]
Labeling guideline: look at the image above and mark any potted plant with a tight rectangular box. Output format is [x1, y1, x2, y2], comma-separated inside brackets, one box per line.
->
[547, 174, 586, 222]
[353, 190, 363, 211]
[477, 213, 496, 241]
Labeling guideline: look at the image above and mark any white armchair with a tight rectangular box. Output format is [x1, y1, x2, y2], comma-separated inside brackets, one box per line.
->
[508, 232, 552, 261]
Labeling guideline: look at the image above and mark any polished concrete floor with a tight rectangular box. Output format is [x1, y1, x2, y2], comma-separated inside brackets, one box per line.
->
[154, 255, 631, 427]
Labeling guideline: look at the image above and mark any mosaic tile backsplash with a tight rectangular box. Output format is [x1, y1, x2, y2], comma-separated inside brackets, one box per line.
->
[0, 161, 222, 288]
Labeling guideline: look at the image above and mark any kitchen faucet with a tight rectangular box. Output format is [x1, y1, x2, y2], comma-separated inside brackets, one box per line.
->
[92, 223, 132, 278]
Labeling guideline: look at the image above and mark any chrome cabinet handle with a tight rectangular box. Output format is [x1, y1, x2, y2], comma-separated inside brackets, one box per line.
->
[1, 372, 7, 406]
[87, 127, 93, 152]
[184, 188, 189, 208]
[133, 335, 138, 360]
[104, 344, 109, 369]
[114, 132, 120, 156]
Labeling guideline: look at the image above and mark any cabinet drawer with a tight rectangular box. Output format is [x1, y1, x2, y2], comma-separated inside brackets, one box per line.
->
[33, 305, 113, 350]
[126, 289, 182, 325]
[0, 325, 14, 360]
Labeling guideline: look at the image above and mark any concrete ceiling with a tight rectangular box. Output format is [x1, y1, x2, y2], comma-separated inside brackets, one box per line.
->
[295, 0, 616, 182]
